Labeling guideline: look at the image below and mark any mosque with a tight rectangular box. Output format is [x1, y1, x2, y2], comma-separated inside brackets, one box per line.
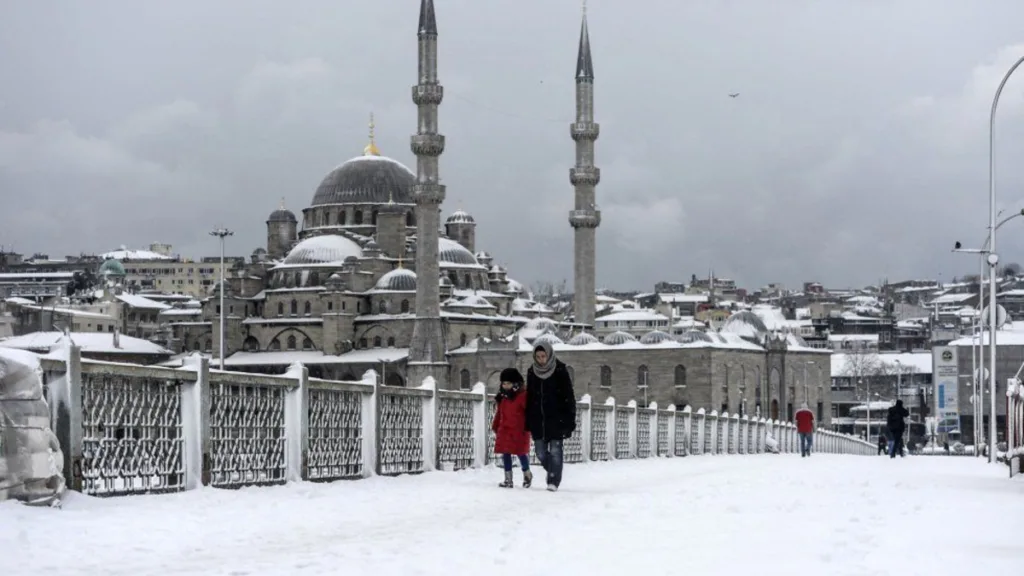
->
[181, 0, 832, 423]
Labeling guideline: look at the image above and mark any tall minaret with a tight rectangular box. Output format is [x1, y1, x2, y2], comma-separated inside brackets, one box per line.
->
[569, 2, 600, 329]
[407, 0, 449, 387]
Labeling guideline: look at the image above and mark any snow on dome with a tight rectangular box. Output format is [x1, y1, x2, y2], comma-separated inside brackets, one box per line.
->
[506, 278, 525, 294]
[374, 268, 417, 291]
[567, 332, 599, 346]
[438, 237, 480, 266]
[679, 330, 714, 344]
[311, 154, 415, 206]
[533, 332, 564, 347]
[523, 317, 558, 333]
[281, 235, 364, 266]
[98, 259, 126, 276]
[721, 310, 770, 340]
[461, 294, 494, 308]
[475, 251, 491, 260]
[445, 209, 475, 225]
[639, 330, 673, 345]
[101, 247, 172, 261]
[267, 206, 297, 223]
[603, 331, 637, 345]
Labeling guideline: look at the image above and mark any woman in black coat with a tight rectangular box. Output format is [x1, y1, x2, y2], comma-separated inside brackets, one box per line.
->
[524, 340, 576, 492]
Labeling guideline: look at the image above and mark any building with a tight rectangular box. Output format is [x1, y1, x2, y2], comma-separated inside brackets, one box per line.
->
[153, 1, 835, 423]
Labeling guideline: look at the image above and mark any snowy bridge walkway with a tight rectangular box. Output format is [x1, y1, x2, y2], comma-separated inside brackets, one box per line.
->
[2, 455, 1022, 576]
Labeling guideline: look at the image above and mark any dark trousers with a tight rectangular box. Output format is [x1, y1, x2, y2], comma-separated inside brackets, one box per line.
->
[890, 432, 905, 458]
[534, 438, 564, 487]
[500, 453, 530, 472]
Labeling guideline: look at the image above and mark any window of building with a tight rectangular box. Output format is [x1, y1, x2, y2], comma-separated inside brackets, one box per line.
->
[401, 299, 410, 313]
[378, 301, 387, 314]
[600, 365, 612, 388]
[359, 338, 367, 348]
[637, 365, 649, 390]
[674, 365, 687, 388]
[387, 336, 395, 347]
[304, 301, 311, 315]
[373, 336, 382, 347]
[270, 338, 281, 351]
[460, 369, 471, 390]
[287, 335, 296, 350]
[290, 300, 298, 315]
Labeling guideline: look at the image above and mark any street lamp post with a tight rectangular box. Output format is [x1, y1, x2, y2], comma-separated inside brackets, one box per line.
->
[986, 54, 1024, 462]
[210, 227, 233, 370]
[953, 207, 1024, 460]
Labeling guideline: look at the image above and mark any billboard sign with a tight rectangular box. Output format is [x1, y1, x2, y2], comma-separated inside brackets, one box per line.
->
[932, 346, 960, 434]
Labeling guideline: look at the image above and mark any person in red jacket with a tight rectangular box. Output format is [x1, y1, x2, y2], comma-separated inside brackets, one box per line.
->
[492, 368, 533, 488]
[795, 402, 815, 457]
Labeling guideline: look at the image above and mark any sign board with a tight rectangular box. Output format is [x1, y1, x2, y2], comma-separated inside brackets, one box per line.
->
[932, 346, 960, 434]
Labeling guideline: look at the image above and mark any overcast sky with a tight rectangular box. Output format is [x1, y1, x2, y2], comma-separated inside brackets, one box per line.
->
[3, 0, 1024, 292]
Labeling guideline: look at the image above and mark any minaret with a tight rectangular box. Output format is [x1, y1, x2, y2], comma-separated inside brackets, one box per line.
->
[569, 1, 600, 329]
[406, 0, 449, 387]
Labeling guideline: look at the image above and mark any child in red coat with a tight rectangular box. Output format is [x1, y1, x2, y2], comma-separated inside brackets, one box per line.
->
[492, 368, 533, 488]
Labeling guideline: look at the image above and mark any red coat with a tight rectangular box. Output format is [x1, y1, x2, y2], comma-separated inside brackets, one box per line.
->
[493, 390, 531, 455]
[795, 408, 815, 434]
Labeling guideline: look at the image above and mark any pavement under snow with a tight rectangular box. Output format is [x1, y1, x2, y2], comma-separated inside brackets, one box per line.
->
[2, 454, 1021, 576]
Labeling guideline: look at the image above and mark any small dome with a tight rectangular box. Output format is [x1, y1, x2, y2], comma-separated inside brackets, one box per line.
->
[99, 259, 126, 276]
[603, 331, 637, 345]
[311, 155, 415, 206]
[439, 276, 453, 287]
[446, 209, 475, 225]
[364, 238, 380, 252]
[721, 310, 770, 341]
[567, 332, 599, 346]
[267, 201, 297, 223]
[640, 330, 674, 345]
[679, 330, 714, 344]
[374, 268, 417, 291]
[475, 251, 491, 260]
[439, 237, 480, 266]
[326, 272, 345, 287]
[533, 332, 564, 346]
[282, 235, 363, 266]
[506, 278, 525, 294]
[523, 317, 558, 333]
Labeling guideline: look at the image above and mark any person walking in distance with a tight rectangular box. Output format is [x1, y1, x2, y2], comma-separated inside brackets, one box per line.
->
[524, 340, 576, 492]
[795, 402, 815, 457]
[886, 400, 910, 458]
[492, 368, 533, 489]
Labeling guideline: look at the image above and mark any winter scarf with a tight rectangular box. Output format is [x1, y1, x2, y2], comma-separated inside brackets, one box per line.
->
[531, 340, 557, 380]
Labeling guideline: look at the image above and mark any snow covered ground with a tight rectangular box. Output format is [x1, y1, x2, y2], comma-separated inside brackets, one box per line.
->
[2, 455, 1021, 576]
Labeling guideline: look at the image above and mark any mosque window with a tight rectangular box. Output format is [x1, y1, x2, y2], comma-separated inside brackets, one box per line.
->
[401, 299, 410, 313]
[406, 211, 414, 226]
[374, 336, 382, 348]
[302, 338, 313, 351]
[378, 300, 387, 314]
[327, 301, 334, 311]
[290, 300, 298, 315]
[304, 301, 311, 315]
[674, 365, 687, 388]
[387, 336, 395, 347]
[270, 338, 281, 351]
[277, 302, 284, 316]
[287, 335, 296, 350]
[354, 210, 363, 224]
[359, 338, 367, 348]
[600, 365, 612, 388]
[372, 210, 378, 225]
[244, 337, 259, 352]
[204, 339, 211, 352]
[637, 365, 649, 390]
[309, 272, 320, 286]
[339, 211, 346, 225]
[463, 273, 471, 288]
[459, 333, 467, 347]
[460, 369, 471, 390]
[321, 211, 328, 227]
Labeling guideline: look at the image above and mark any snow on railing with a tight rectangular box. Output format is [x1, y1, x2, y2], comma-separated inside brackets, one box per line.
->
[36, 346, 877, 497]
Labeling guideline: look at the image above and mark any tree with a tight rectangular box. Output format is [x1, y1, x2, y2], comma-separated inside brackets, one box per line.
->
[837, 348, 899, 401]
[529, 279, 569, 304]
[1000, 262, 1021, 278]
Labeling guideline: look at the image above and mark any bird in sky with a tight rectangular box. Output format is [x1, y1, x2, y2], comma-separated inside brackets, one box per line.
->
[728, 93, 740, 98]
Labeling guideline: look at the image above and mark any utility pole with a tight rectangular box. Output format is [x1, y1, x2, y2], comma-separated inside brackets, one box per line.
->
[209, 227, 233, 370]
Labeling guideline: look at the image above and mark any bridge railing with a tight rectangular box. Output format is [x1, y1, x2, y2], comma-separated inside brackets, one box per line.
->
[38, 346, 876, 497]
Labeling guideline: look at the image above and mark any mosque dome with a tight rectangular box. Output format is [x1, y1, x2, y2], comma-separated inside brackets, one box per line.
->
[98, 259, 126, 277]
[374, 268, 417, 291]
[639, 330, 674, 345]
[310, 154, 415, 207]
[522, 317, 558, 333]
[567, 332, 599, 346]
[721, 310, 770, 341]
[267, 201, 297, 223]
[446, 209, 475, 225]
[282, 235, 363, 266]
[533, 332, 564, 347]
[439, 237, 480, 266]
[679, 330, 715, 344]
[603, 331, 637, 345]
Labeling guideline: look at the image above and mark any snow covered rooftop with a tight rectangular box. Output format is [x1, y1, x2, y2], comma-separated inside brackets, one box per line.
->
[115, 293, 171, 310]
[595, 310, 668, 323]
[0, 331, 170, 356]
[223, 348, 409, 366]
[101, 248, 173, 261]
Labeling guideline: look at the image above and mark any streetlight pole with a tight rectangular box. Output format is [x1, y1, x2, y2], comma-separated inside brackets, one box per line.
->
[986, 54, 1024, 462]
[953, 207, 1024, 458]
[210, 227, 233, 370]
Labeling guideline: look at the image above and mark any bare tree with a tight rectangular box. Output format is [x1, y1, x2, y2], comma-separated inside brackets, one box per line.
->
[837, 348, 899, 401]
